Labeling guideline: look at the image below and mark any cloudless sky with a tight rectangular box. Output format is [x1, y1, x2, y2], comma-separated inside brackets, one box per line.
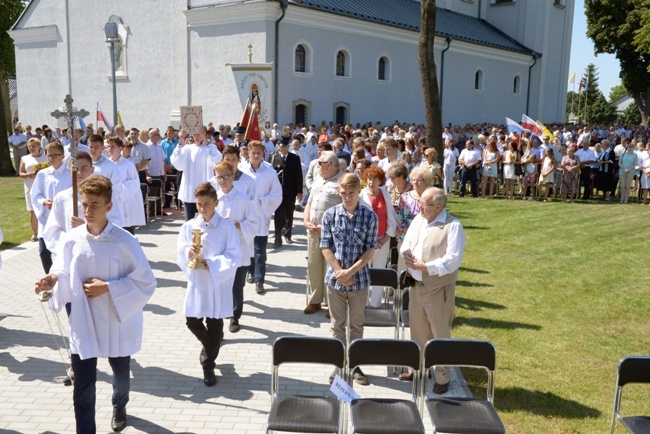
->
[568, 1, 621, 99]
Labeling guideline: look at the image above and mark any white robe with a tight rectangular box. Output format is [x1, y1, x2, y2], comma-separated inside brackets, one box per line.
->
[177, 213, 242, 319]
[114, 156, 146, 227]
[30, 165, 73, 237]
[92, 157, 126, 227]
[42, 187, 84, 254]
[170, 143, 222, 203]
[215, 187, 258, 267]
[48, 223, 157, 360]
[239, 161, 283, 236]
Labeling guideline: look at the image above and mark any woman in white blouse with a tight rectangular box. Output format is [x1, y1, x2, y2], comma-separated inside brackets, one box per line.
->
[19, 138, 47, 241]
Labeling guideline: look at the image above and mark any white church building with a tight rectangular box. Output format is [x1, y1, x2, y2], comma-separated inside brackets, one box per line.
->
[10, 0, 574, 130]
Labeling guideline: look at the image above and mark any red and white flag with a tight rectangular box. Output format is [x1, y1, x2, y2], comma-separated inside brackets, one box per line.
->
[521, 114, 543, 137]
[97, 103, 113, 131]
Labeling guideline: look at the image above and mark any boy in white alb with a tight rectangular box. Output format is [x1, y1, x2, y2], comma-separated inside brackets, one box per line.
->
[35, 175, 157, 433]
[177, 182, 242, 386]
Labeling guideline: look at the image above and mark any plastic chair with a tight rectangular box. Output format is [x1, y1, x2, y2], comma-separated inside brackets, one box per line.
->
[363, 268, 401, 339]
[610, 356, 650, 433]
[347, 338, 425, 434]
[147, 179, 164, 219]
[140, 183, 150, 224]
[423, 339, 505, 434]
[266, 336, 346, 434]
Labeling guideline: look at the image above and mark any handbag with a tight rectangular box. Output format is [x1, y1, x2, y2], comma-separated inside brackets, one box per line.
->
[400, 270, 416, 288]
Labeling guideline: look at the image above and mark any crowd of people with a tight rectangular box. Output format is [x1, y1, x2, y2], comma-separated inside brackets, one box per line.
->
[8, 116, 649, 433]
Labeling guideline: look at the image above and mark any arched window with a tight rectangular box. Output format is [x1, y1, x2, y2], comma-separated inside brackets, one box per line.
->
[513, 75, 521, 94]
[295, 104, 307, 126]
[295, 45, 306, 73]
[378, 56, 390, 81]
[336, 106, 347, 125]
[474, 69, 483, 90]
[336, 51, 346, 76]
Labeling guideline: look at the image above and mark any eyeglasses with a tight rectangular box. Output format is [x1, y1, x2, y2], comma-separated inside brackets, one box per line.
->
[317, 161, 330, 166]
[216, 174, 232, 181]
[418, 201, 438, 208]
[46, 154, 63, 158]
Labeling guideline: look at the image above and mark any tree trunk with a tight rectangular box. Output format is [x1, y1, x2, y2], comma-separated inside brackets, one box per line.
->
[419, 0, 443, 165]
[0, 69, 14, 176]
[631, 89, 650, 127]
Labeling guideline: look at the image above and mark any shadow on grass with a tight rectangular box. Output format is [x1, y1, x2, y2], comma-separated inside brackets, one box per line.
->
[495, 386, 601, 419]
[463, 225, 488, 230]
[456, 296, 506, 311]
[454, 316, 541, 330]
[459, 267, 490, 275]
[457, 280, 493, 288]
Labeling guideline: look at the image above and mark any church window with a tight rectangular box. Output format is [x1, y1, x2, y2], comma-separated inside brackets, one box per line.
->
[295, 104, 307, 126]
[474, 70, 483, 90]
[336, 51, 346, 76]
[334, 102, 350, 125]
[513, 75, 521, 94]
[378, 56, 390, 81]
[295, 45, 306, 73]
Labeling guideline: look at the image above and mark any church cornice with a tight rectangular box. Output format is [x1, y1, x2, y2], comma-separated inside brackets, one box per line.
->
[184, 1, 277, 28]
[8, 25, 58, 45]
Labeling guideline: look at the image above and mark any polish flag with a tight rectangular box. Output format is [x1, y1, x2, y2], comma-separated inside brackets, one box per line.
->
[97, 103, 113, 131]
[521, 114, 543, 137]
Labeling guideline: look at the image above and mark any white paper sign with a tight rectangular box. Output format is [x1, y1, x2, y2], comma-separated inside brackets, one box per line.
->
[329, 374, 362, 403]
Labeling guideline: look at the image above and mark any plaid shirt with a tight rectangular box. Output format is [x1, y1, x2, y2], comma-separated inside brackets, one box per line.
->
[320, 202, 378, 291]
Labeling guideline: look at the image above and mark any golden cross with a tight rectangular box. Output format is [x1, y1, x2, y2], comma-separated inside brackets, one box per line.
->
[248, 44, 253, 63]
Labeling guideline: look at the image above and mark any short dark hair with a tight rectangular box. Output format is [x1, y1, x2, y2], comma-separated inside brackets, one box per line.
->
[194, 182, 218, 200]
[222, 146, 240, 158]
[80, 175, 112, 204]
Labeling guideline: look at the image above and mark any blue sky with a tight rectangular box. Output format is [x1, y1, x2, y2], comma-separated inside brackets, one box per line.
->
[568, 1, 621, 99]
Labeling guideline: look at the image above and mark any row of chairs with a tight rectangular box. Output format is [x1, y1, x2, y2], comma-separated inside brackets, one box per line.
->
[266, 337, 506, 434]
[139, 175, 180, 223]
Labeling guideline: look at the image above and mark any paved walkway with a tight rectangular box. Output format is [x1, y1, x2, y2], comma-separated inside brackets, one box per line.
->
[0, 210, 468, 433]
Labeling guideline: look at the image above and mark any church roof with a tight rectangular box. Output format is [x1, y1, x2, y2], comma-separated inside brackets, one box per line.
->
[288, 0, 535, 55]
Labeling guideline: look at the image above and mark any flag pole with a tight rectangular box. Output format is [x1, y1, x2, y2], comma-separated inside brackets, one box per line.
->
[569, 77, 575, 121]
[583, 84, 589, 123]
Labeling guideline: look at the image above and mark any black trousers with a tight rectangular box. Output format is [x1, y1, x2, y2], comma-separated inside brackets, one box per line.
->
[580, 167, 592, 199]
[273, 198, 296, 244]
[186, 317, 223, 370]
[39, 237, 52, 273]
[232, 266, 247, 320]
[460, 166, 478, 197]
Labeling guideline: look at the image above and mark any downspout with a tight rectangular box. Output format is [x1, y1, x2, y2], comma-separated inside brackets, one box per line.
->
[187, 0, 192, 104]
[478, 0, 482, 20]
[526, 53, 538, 115]
[274, 0, 289, 123]
[439, 36, 451, 110]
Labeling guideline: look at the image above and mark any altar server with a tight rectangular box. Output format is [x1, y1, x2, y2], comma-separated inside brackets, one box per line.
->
[106, 138, 146, 234]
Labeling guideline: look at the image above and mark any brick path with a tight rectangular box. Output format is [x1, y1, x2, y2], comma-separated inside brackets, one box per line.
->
[0, 210, 468, 433]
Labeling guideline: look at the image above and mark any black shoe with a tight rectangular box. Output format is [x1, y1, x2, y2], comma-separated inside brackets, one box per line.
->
[246, 273, 254, 284]
[284, 236, 293, 245]
[63, 375, 73, 386]
[229, 318, 240, 333]
[111, 406, 127, 432]
[274, 241, 282, 248]
[203, 368, 217, 387]
[255, 282, 265, 294]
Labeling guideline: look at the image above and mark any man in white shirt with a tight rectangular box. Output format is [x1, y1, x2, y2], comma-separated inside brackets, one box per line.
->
[146, 129, 167, 182]
[377, 138, 402, 173]
[398, 187, 465, 394]
[240, 141, 282, 294]
[441, 127, 453, 144]
[575, 140, 597, 199]
[458, 140, 482, 197]
[9, 126, 28, 175]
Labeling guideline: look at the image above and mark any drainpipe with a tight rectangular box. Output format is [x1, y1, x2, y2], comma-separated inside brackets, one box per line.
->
[526, 53, 539, 115]
[439, 36, 451, 109]
[274, 0, 289, 123]
[478, 0, 482, 20]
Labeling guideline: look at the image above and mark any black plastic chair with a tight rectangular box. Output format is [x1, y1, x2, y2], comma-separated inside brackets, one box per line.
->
[347, 338, 425, 434]
[140, 183, 150, 224]
[163, 173, 179, 209]
[266, 336, 346, 434]
[363, 268, 401, 339]
[610, 356, 650, 433]
[147, 179, 164, 219]
[423, 339, 505, 434]
[399, 270, 412, 340]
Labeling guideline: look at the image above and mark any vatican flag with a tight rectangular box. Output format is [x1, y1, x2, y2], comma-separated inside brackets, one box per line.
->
[568, 72, 576, 85]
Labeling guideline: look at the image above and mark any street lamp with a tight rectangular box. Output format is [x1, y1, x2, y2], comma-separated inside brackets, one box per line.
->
[104, 21, 119, 129]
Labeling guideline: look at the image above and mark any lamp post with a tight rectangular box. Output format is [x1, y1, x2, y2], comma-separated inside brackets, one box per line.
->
[104, 22, 119, 128]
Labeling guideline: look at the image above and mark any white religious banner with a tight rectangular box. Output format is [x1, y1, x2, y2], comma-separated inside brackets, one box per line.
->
[180, 106, 203, 134]
[227, 62, 274, 135]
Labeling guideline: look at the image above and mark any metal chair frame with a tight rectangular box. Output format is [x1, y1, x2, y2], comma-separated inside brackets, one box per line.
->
[610, 355, 650, 434]
[422, 339, 505, 434]
[266, 336, 346, 434]
[347, 338, 425, 434]
[363, 268, 401, 340]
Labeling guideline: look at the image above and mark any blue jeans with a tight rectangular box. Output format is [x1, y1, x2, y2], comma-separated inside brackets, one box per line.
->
[247, 236, 268, 284]
[184, 202, 197, 221]
[71, 354, 130, 434]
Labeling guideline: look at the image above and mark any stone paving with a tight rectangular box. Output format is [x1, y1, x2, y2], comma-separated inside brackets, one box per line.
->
[0, 210, 469, 433]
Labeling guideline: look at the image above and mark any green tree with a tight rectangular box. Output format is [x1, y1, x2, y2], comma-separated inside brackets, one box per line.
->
[586, 0, 650, 126]
[419, 0, 443, 163]
[609, 84, 627, 102]
[588, 94, 617, 123]
[1, 0, 26, 175]
[620, 102, 643, 125]
[566, 64, 604, 122]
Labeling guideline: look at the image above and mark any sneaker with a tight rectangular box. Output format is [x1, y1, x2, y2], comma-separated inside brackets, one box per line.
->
[229, 318, 240, 333]
[111, 406, 127, 432]
[353, 367, 370, 386]
[255, 282, 265, 294]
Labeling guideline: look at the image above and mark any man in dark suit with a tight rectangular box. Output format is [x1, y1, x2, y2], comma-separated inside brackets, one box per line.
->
[271, 136, 303, 248]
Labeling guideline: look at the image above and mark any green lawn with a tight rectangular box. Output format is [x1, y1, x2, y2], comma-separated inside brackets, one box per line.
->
[448, 196, 650, 433]
[0, 175, 32, 250]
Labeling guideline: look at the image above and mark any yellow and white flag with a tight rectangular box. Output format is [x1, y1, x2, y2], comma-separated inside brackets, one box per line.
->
[568, 72, 576, 85]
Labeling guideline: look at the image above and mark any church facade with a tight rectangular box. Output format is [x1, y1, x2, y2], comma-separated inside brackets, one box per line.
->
[10, 0, 574, 129]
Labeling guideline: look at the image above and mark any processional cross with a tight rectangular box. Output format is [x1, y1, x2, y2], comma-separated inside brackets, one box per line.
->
[51, 95, 89, 217]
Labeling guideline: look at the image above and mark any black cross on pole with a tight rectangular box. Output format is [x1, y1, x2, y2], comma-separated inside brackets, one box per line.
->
[51, 95, 89, 217]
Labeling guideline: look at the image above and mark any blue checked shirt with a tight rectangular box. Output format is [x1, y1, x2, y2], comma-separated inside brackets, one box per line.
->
[320, 202, 378, 291]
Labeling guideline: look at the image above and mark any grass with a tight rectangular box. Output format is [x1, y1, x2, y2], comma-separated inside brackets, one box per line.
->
[447, 196, 650, 433]
[0, 175, 32, 250]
